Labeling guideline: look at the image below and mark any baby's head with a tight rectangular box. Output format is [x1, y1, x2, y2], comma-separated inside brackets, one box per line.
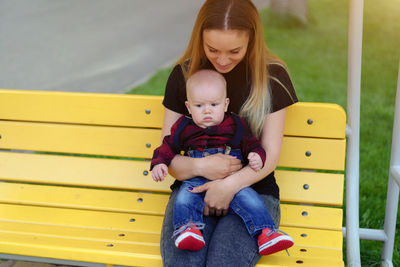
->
[185, 69, 230, 128]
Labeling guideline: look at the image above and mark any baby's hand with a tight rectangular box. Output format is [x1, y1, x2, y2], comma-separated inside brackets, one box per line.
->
[151, 164, 168, 182]
[248, 152, 263, 171]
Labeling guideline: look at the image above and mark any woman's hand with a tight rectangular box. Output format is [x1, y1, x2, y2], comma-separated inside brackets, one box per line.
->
[199, 153, 242, 180]
[190, 178, 238, 216]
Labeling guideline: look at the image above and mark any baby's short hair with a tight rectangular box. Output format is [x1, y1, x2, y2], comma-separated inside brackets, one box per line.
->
[186, 69, 227, 97]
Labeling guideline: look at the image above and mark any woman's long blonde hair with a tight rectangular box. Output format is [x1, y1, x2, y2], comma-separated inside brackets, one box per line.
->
[177, 0, 286, 138]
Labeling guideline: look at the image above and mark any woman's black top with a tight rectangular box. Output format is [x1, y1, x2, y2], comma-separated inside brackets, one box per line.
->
[162, 59, 298, 199]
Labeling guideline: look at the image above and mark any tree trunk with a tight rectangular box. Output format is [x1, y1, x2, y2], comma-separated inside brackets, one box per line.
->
[270, 0, 308, 23]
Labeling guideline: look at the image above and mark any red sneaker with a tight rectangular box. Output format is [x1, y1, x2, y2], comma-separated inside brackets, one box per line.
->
[175, 226, 205, 251]
[258, 228, 294, 255]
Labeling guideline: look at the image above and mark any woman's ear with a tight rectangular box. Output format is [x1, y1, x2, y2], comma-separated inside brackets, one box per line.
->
[185, 101, 192, 114]
[224, 98, 230, 112]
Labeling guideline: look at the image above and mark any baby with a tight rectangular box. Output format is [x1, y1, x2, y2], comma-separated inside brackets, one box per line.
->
[151, 69, 293, 255]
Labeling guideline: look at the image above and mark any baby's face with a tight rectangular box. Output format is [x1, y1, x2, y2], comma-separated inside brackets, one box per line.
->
[185, 83, 229, 128]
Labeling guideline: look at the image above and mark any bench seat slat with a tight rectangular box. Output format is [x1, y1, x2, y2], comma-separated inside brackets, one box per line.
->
[0, 231, 163, 267]
[0, 228, 341, 264]
[0, 183, 342, 230]
[0, 204, 342, 250]
[0, 220, 160, 244]
[0, 152, 344, 205]
[0, 183, 169, 216]
[0, 122, 345, 170]
[0, 232, 344, 267]
[279, 226, 342, 250]
[0, 90, 346, 139]
[257, 256, 344, 267]
[0, 220, 342, 251]
[259, 246, 342, 263]
[0, 204, 164, 233]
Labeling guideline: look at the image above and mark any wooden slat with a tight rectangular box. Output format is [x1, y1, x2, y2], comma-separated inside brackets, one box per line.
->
[0, 152, 344, 205]
[0, 183, 169, 216]
[258, 254, 344, 267]
[280, 204, 342, 231]
[0, 219, 342, 252]
[258, 246, 342, 264]
[0, 204, 341, 249]
[0, 231, 163, 267]
[0, 89, 346, 139]
[0, 220, 160, 244]
[0, 120, 160, 158]
[0, 204, 163, 233]
[280, 226, 342, 250]
[0, 183, 342, 230]
[285, 102, 346, 139]
[0, 229, 343, 267]
[0, 151, 173, 193]
[0, 121, 345, 169]
[279, 136, 346, 171]
[0, 89, 164, 128]
[276, 170, 344, 206]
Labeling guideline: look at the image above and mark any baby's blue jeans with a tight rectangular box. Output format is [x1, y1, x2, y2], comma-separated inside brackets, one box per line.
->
[173, 147, 276, 238]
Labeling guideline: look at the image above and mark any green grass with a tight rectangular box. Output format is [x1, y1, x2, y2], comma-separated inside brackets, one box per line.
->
[127, 0, 400, 265]
[128, 66, 173, 95]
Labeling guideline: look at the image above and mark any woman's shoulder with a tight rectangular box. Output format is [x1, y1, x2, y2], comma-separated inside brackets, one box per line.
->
[170, 64, 185, 78]
[267, 62, 298, 111]
[267, 62, 290, 81]
[163, 64, 188, 115]
[166, 63, 187, 88]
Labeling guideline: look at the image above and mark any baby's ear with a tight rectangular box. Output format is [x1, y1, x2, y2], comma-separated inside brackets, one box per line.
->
[185, 101, 191, 114]
[224, 98, 230, 111]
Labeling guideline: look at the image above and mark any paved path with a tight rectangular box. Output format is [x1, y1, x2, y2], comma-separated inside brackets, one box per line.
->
[0, 0, 269, 94]
[0, 0, 205, 93]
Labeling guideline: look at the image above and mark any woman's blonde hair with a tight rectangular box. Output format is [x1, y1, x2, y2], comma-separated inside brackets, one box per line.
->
[177, 0, 286, 138]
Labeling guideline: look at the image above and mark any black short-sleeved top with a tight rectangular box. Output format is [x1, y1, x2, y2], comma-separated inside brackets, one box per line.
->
[163, 59, 298, 199]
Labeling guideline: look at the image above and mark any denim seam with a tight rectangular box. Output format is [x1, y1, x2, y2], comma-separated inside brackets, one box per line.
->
[173, 218, 204, 231]
[246, 247, 261, 267]
[231, 203, 274, 238]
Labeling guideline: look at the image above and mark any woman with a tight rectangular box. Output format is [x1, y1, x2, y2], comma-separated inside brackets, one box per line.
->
[160, 0, 298, 266]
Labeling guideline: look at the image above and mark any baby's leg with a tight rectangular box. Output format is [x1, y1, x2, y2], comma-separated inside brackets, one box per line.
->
[161, 188, 218, 266]
[229, 187, 294, 255]
[173, 177, 208, 251]
[229, 187, 276, 238]
[173, 177, 208, 230]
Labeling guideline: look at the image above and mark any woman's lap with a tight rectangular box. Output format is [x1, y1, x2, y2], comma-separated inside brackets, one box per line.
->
[207, 194, 280, 266]
[160, 188, 280, 267]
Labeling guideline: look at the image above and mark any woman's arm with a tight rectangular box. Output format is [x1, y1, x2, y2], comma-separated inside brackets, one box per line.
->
[161, 107, 182, 139]
[191, 108, 287, 215]
[162, 108, 242, 181]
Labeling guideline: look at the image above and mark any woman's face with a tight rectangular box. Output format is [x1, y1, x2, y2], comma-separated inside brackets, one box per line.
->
[203, 29, 249, 74]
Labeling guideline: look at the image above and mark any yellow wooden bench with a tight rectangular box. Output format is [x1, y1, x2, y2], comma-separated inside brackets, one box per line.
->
[0, 89, 346, 267]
